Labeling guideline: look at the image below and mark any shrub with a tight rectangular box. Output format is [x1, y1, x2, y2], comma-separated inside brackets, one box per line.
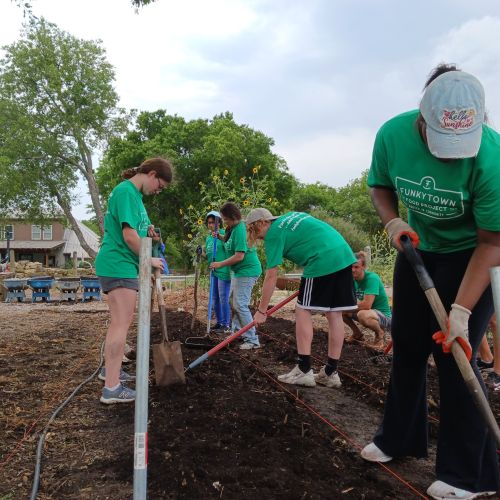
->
[369, 231, 396, 286]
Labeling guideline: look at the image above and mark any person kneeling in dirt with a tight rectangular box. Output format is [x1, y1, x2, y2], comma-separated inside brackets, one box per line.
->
[344, 251, 391, 349]
[247, 208, 357, 388]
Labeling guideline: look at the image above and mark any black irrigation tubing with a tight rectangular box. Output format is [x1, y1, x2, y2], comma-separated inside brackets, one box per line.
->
[225, 344, 428, 499]
[29, 341, 105, 500]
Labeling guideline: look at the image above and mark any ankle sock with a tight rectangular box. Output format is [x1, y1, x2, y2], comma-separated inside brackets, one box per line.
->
[298, 354, 311, 373]
[106, 383, 121, 391]
[325, 358, 338, 376]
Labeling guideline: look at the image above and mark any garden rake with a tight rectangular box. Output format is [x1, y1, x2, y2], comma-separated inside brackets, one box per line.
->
[400, 234, 500, 447]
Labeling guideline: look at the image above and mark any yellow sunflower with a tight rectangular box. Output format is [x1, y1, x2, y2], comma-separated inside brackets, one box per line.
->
[224, 169, 229, 175]
[197, 219, 203, 225]
[252, 167, 258, 174]
[187, 233, 193, 239]
[243, 199, 249, 206]
[240, 177, 245, 184]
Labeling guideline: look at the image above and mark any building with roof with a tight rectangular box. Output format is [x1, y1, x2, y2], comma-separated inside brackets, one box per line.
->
[0, 218, 100, 267]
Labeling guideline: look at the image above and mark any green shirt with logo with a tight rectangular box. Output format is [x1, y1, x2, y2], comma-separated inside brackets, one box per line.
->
[95, 180, 151, 278]
[354, 270, 392, 318]
[205, 228, 231, 281]
[264, 212, 356, 278]
[368, 110, 500, 253]
[224, 221, 262, 278]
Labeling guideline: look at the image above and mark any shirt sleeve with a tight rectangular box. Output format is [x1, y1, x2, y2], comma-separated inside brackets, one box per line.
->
[233, 223, 249, 253]
[363, 274, 380, 296]
[367, 126, 395, 189]
[265, 231, 285, 269]
[112, 191, 141, 230]
[471, 136, 500, 232]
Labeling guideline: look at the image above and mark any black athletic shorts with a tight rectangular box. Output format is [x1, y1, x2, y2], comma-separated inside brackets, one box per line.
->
[297, 265, 357, 312]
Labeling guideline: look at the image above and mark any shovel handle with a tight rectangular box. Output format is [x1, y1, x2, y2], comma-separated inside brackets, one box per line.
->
[187, 291, 299, 371]
[400, 235, 500, 447]
[154, 268, 170, 343]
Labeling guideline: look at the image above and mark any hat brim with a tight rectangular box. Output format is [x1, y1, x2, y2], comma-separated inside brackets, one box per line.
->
[425, 126, 482, 159]
[245, 215, 279, 225]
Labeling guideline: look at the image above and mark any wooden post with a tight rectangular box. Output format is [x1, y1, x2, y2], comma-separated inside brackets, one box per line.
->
[73, 251, 78, 276]
[9, 249, 15, 268]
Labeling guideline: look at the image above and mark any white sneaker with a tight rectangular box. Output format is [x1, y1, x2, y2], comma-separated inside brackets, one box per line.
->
[239, 341, 261, 350]
[314, 366, 341, 388]
[427, 480, 496, 499]
[277, 365, 315, 387]
[360, 442, 393, 463]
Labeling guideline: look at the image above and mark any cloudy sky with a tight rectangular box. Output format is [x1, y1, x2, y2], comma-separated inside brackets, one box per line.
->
[2, 0, 500, 219]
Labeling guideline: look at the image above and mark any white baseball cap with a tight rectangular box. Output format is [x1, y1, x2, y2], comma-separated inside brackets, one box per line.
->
[420, 71, 485, 159]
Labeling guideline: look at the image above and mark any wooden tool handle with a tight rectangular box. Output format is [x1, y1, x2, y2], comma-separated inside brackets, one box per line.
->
[154, 268, 169, 343]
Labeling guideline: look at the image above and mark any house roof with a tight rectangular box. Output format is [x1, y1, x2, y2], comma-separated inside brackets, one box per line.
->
[0, 241, 65, 250]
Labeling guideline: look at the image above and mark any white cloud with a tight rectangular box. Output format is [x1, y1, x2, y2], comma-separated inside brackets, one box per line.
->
[276, 128, 374, 187]
[431, 16, 500, 128]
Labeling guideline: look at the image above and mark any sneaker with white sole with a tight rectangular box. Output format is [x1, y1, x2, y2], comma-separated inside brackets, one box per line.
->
[426, 480, 496, 500]
[360, 442, 393, 463]
[277, 365, 315, 387]
[100, 383, 136, 404]
[314, 367, 342, 388]
[98, 367, 135, 383]
[485, 371, 500, 392]
[239, 341, 261, 350]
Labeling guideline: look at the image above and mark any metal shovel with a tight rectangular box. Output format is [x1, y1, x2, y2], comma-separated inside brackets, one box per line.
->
[152, 268, 186, 386]
[400, 234, 500, 447]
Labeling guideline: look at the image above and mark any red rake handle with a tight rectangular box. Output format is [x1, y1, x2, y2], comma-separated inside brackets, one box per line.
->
[186, 291, 299, 371]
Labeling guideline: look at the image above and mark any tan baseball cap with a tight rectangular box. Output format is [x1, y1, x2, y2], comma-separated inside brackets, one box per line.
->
[245, 208, 278, 225]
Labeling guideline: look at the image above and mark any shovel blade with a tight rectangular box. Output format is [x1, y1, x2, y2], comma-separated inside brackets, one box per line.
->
[152, 340, 186, 386]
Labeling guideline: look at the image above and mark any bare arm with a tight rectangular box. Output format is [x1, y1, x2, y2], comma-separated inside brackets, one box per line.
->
[122, 225, 163, 270]
[258, 267, 279, 312]
[455, 229, 500, 310]
[123, 226, 141, 255]
[211, 251, 245, 269]
[254, 267, 278, 324]
[357, 294, 376, 310]
[370, 187, 399, 225]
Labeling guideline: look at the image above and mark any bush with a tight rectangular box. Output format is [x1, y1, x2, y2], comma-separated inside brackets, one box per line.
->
[369, 231, 396, 286]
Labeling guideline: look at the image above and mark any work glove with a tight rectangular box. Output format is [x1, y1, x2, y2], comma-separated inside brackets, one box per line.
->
[385, 217, 419, 249]
[432, 303, 472, 361]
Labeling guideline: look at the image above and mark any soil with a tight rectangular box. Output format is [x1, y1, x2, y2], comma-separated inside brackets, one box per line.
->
[0, 289, 499, 499]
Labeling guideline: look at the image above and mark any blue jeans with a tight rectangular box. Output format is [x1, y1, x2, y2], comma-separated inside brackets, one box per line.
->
[211, 276, 231, 327]
[231, 276, 259, 345]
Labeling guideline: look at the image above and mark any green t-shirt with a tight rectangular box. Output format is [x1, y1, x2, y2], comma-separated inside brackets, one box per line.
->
[354, 270, 391, 318]
[264, 212, 356, 278]
[205, 228, 231, 281]
[95, 180, 151, 278]
[224, 221, 262, 278]
[368, 110, 500, 253]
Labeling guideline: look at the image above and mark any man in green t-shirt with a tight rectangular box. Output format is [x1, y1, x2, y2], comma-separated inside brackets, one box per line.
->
[344, 251, 391, 349]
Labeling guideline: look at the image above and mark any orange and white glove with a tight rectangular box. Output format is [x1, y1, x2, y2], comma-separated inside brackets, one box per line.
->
[432, 303, 472, 361]
[384, 217, 419, 249]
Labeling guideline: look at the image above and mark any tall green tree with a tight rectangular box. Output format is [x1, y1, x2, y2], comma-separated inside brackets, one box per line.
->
[98, 110, 297, 248]
[0, 17, 128, 256]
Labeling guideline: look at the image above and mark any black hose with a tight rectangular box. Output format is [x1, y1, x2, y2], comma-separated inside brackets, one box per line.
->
[30, 341, 105, 500]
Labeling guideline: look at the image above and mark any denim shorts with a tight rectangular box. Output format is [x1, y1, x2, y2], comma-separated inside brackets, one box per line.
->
[98, 277, 139, 294]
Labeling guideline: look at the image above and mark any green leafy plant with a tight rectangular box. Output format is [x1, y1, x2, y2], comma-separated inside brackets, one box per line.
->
[369, 231, 396, 286]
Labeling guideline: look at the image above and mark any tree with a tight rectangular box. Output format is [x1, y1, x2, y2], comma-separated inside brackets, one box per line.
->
[0, 17, 128, 257]
[290, 182, 337, 212]
[97, 110, 297, 264]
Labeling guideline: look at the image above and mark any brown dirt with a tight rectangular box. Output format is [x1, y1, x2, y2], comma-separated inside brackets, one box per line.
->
[0, 290, 499, 499]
